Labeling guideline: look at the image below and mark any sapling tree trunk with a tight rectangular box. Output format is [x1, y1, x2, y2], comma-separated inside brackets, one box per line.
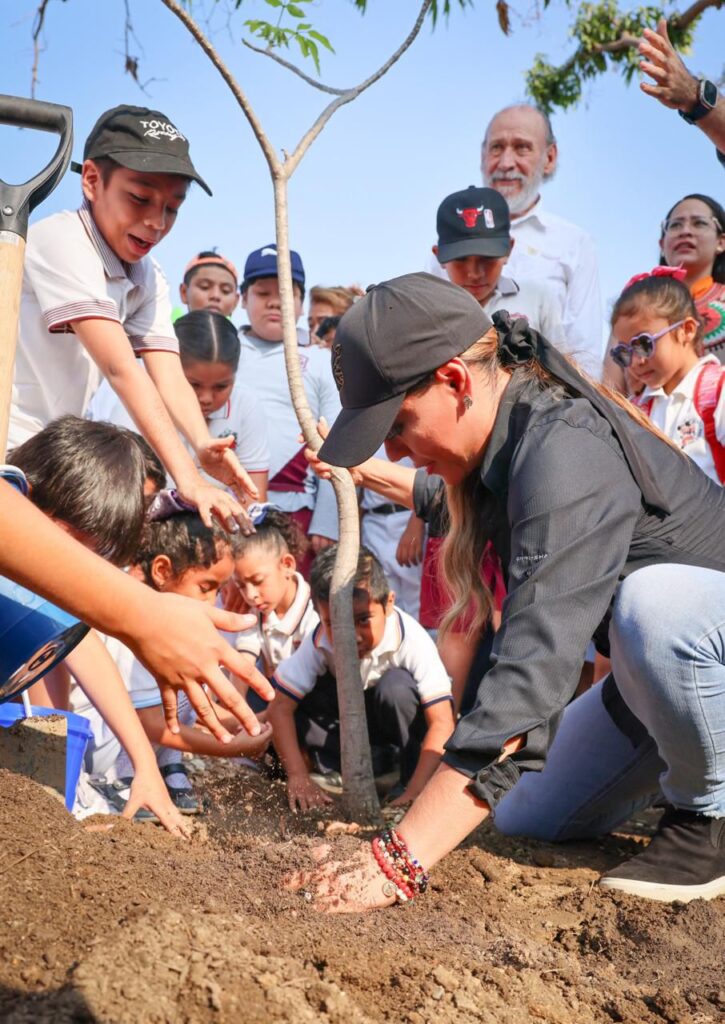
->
[161, 0, 431, 821]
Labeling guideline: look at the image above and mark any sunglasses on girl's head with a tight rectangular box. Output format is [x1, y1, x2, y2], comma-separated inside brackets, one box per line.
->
[609, 319, 687, 369]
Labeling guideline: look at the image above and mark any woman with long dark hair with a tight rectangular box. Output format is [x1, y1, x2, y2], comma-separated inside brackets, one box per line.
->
[660, 193, 725, 359]
[291, 272, 725, 911]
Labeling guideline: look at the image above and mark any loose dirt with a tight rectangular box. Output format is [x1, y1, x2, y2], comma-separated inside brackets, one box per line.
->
[0, 764, 722, 1023]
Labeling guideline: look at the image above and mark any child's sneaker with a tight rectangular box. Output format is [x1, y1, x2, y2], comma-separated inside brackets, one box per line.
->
[599, 807, 725, 902]
[308, 751, 343, 795]
[159, 763, 201, 815]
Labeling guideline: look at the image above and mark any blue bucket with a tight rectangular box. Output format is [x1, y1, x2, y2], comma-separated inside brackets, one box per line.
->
[0, 703, 91, 809]
[0, 576, 89, 704]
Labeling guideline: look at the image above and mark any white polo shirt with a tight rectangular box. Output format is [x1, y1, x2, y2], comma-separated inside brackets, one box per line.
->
[638, 356, 725, 483]
[9, 199, 178, 448]
[273, 607, 453, 707]
[482, 276, 565, 348]
[86, 375, 270, 475]
[235, 573, 319, 673]
[425, 197, 603, 378]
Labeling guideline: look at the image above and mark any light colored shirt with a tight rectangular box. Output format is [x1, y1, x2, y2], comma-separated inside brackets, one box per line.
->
[238, 328, 341, 539]
[425, 197, 603, 377]
[235, 573, 319, 672]
[274, 607, 453, 707]
[638, 355, 725, 483]
[482, 275, 565, 348]
[10, 199, 177, 448]
[86, 374, 270, 476]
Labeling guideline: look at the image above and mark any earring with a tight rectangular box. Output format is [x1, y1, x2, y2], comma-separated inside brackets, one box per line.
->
[463, 394, 473, 410]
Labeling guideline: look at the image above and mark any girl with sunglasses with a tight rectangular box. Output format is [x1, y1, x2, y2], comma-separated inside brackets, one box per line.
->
[610, 267, 725, 483]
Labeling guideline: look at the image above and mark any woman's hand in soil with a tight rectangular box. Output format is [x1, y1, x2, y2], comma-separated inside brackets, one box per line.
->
[123, 768, 191, 839]
[286, 773, 333, 812]
[285, 843, 398, 913]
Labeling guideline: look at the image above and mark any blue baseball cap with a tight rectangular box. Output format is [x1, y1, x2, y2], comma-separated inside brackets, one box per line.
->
[242, 243, 305, 289]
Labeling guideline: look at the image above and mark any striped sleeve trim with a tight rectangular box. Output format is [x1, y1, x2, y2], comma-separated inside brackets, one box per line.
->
[421, 693, 454, 708]
[271, 674, 304, 702]
[130, 335, 179, 354]
[45, 300, 120, 332]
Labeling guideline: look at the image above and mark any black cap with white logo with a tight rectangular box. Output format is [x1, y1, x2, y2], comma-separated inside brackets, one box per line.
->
[318, 273, 492, 468]
[76, 105, 211, 195]
[436, 185, 511, 262]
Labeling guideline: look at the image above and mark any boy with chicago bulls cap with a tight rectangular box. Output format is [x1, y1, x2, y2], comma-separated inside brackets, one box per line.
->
[432, 185, 564, 346]
[10, 104, 258, 531]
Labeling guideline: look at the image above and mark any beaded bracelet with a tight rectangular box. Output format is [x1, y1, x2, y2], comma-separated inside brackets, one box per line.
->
[384, 828, 429, 894]
[371, 829, 430, 901]
[371, 836, 413, 902]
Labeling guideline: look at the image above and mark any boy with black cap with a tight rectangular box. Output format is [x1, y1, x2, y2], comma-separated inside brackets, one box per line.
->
[10, 104, 257, 526]
[239, 243, 340, 558]
[433, 185, 564, 346]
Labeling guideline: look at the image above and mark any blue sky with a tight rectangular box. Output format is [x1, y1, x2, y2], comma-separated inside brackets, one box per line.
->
[3, 0, 723, 327]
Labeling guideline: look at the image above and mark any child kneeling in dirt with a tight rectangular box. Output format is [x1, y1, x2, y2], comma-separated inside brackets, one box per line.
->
[96, 498, 272, 815]
[269, 547, 455, 812]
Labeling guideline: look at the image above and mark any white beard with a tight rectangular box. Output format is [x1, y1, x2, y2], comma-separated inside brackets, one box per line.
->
[484, 162, 546, 216]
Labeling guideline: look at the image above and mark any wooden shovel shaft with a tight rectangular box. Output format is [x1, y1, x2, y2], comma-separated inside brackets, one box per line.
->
[0, 232, 25, 460]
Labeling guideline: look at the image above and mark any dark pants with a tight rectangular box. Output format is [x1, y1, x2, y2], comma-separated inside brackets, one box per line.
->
[296, 668, 427, 786]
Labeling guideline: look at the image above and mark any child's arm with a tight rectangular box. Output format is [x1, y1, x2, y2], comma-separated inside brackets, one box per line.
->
[66, 630, 190, 837]
[267, 691, 332, 811]
[136, 705, 272, 759]
[388, 700, 456, 807]
[142, 348, 259, 502]
[72, 319, 256, 523]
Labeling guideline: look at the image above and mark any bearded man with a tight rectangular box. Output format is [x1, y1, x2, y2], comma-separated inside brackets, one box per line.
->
[427, 104, 603, 377]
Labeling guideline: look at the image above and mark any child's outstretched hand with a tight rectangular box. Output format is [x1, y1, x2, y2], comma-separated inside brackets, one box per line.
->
[122, 766, 191, 839]
[179, 472, 254, 536]
[287, 773, 333, 813]
[197, 436, 260, 504]
[226, 720, 273, 759]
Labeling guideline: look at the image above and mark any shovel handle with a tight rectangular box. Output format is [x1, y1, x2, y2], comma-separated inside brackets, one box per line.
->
[0, 95, 73, 240]
[0, 96, 73, 458]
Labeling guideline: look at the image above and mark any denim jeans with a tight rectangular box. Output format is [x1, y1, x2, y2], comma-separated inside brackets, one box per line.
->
[494, 564, 725, 840]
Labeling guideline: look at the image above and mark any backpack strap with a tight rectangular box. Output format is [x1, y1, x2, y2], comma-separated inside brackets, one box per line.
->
[633, 393, 654, 418]
[693, 361, 725, 484]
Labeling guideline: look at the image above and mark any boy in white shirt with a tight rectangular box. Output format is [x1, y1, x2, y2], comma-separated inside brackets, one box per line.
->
[238, 244, 340, 559]
[11, 104, 256, 528]
[432, 185, 565, 348]
[269, 547, 455, 812]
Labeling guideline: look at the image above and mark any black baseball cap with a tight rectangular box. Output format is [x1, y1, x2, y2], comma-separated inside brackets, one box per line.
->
[436, 185, 510, 262]
[318, 273, 492, 467]
[75, 105, 211, 196]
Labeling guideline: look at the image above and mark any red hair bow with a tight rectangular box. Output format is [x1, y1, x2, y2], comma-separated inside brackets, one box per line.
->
[622, 265, 687, 293]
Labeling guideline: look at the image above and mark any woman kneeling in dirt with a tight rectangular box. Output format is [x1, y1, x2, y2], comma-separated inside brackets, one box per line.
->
[289, 272, 725, 910]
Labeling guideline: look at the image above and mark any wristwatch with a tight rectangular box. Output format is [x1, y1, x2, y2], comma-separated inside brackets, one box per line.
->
[679, 78, 719, 124]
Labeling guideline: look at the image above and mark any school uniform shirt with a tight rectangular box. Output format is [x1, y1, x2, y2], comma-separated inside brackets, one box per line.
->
[438, 371, 725, 812]
[9, 198, 178, 448]
[482, 276, 565, 349]
[237, 328, 341, 539]
[637, 356, 725, 483]
[86, 374, 270, 477]
[425, 198, 603, 378]
[273, 607, 453, 707]
[234, 572, 319, 673]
